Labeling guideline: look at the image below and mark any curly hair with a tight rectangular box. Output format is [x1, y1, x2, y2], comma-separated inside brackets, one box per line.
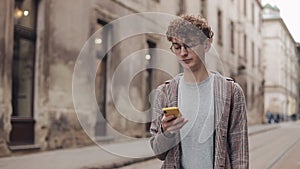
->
[166, 15, 214, 44]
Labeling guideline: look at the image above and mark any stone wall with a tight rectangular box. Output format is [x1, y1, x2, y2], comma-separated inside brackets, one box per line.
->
[34, 0, 94, 150]
[0, 0, 14, 156]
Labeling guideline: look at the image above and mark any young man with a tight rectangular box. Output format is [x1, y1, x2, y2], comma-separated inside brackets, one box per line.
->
[150, 15, 249, 169]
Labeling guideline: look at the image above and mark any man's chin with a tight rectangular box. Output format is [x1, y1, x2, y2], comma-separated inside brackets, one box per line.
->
[182, 64, 194, 71]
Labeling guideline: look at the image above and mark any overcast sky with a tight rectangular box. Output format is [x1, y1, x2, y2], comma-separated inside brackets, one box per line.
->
[262, 0, 300, 43]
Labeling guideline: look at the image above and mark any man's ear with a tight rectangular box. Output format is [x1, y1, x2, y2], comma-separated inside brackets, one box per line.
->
[204, 38, 213, 52]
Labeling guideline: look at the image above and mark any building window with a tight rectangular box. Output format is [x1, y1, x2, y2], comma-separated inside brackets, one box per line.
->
[217, 10, 223, 46]
[95, 19, 108, 60]
[178, 0, 186, 15]
[230, 21, 234, 54]
[94, 19, 112, 137]
[12, 0, 37, 117]
[252, 41, 255, 68]
[258, 48, 261, 70]
[244, 34, 247, 59]
[244, 0, 247, 16]
[251, 83, 255, 108]
[11, 0, 37, 145]
[146, 40, 156, 131]
[147, 40, 156, 64]
[258, 11, 262, 32]
[252, 3, 255, 25]
[200, 0, 207, 18]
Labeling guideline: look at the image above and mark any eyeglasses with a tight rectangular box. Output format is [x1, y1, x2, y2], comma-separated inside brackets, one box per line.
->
[170, 43, 199, 54]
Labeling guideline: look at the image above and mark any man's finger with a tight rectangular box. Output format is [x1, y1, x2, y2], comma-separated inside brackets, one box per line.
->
[167, 119, 188, 132]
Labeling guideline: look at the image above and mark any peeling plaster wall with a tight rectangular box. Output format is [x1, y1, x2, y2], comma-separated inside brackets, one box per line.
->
[35, 0, 93, 149]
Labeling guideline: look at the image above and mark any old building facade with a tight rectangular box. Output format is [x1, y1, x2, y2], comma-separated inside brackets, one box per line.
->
[262, 4, 299, 121]
[0, 0, 185, 156]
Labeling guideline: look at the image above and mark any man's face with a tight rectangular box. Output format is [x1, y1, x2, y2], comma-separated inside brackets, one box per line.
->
[170, 38, 206, 72]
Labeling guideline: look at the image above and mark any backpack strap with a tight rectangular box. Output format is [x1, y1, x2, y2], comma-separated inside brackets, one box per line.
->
[225, 77, 235, 82]
[226, 78, 235, 113]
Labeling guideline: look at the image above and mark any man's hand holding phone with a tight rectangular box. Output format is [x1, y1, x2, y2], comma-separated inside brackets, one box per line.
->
[161, 107, 188, 135]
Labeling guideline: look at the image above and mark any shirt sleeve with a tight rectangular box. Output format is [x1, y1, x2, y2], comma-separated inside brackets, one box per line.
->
[228, 82, 249, 169]
[149, 84, 178, 161]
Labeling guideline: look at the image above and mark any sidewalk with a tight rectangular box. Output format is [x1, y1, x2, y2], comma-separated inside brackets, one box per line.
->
[248, 123, 279, 136]
[0, 123, 280, 169]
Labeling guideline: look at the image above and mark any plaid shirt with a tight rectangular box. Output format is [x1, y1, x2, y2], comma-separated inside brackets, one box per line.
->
[150, 72, 249, 169]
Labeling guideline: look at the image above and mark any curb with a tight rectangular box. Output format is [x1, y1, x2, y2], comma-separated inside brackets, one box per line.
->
[84, 156, 156, 169]
[248, 125, 279, 136]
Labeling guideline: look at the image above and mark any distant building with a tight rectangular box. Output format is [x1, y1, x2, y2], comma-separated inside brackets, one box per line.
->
[196, 0, 265, 124]
[262, 4, 299, 122]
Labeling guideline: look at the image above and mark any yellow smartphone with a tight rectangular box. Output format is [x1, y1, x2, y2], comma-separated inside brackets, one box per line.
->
[162, 107, 181, 118]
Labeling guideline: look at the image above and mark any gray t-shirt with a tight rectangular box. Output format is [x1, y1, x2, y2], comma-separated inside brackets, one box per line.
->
[178, 74, 215, 169]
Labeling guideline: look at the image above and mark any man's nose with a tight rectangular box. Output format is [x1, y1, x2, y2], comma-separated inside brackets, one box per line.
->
[180, 46, 188, 56]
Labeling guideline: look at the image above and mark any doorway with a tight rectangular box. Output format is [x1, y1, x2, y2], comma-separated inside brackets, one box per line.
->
[94, 19, 111, 138]
[10, 0, 37, 145]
